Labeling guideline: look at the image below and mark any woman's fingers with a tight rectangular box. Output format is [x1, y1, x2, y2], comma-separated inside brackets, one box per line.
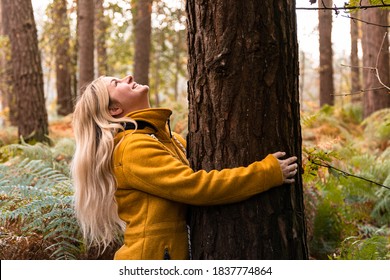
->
[284, 156, 298, 165]
[272, 151, 286, 159]
[287, 163, 298, 172]
[272, 152, 298, 184]
[284, 178, 295, 184]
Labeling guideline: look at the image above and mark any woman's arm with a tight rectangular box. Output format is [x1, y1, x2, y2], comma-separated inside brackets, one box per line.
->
[115, 134, 291, 206]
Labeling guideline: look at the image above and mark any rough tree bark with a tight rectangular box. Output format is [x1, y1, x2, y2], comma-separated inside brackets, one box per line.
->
[186, 0, 308, 259]
[318, 0, 334, 107]
[2, 0, 49, 143]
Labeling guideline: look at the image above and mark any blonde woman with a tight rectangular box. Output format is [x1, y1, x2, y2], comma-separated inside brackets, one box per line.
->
[71, 75, 298, 260]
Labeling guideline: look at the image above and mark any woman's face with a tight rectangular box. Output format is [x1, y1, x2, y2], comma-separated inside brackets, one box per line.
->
[103, 75, 150, 117]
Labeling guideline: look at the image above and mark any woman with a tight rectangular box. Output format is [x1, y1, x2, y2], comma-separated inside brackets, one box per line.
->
[71, 75, 298, 260]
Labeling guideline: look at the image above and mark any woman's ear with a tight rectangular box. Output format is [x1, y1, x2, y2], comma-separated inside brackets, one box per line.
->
[109, 105, 123, 117]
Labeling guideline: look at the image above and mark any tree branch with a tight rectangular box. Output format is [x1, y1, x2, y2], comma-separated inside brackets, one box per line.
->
[310, 159, 390, 191]
[340, 32, 390, 93]
[343, 14, 390, 28]
[375, 32, 390, 91]
[296, 4, 390, 11]
[332, 86, 386, 96]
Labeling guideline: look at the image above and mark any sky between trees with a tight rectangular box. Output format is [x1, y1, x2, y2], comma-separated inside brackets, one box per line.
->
[31, 0, 352, 60]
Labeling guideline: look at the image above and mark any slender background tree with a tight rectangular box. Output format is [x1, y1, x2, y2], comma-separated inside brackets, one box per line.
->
[95, 0, 108, 76]
[350, 12, 362, 103]
[318, 0, 335, 107]
[133, 0, 152, 86]
[78, 0, 95, 88]
[52, 0, 73, 116]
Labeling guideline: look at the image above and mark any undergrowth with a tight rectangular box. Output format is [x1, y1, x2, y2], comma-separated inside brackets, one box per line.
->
[302, 105, 390, 259]
[0, 138, 119, 259]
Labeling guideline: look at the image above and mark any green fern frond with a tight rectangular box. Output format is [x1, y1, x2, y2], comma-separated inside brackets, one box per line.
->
[372, 185, 390, 224]
[0, 149, 83, 260]
[335, 233, 390, 260]
[0, 142, 53, 164]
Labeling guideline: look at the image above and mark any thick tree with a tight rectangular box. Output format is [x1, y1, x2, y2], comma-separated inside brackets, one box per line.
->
[78, 0, 95, 88]
[133, 0, 152, 86]
[361, 1, 390, 117]
[318, 0, 334, 107]
[2, 0, 49, 143]
[186, 0, 308, 259]
[52, 0, 73, 116]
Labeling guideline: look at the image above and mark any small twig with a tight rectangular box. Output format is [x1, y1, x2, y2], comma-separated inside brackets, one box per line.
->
[310, 160, 390, 191]
[340, 32, 390, 93]
[343, 15, 390, 28]
[374, 32, 389, 91]
[332, 86, 386, 96]
[297, 4, 390, 11]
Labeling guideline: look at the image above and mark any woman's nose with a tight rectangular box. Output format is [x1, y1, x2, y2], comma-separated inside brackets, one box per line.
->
[121, 75, 133, 83]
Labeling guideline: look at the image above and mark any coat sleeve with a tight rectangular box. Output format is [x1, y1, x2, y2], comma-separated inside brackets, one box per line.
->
[115, 134, 283, 206]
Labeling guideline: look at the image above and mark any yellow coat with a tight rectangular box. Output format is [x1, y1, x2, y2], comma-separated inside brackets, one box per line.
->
[112, 108, 283, 260]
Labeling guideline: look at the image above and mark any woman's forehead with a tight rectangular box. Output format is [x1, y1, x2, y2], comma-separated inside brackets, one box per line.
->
[102, 76, 116, 86]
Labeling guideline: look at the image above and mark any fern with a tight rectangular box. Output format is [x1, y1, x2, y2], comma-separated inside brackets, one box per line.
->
[334, 230, 390, 260]
[372, 183, 390, 225]
[303, 108, 390, 260]
[362, 108, 390, 148]
[0, 140, 53, 163]
[0, 141, 83, 260]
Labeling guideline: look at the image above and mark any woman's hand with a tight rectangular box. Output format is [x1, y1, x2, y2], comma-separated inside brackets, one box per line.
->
[272, 152, 298, 184]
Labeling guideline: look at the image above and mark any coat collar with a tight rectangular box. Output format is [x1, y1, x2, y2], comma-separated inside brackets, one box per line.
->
[122, 108, 173, 140]
[127, 108, 172, 129]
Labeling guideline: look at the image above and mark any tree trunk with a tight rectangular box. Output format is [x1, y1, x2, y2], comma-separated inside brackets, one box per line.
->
[173, 3, 185, 102]
[0, 0, 17, 126]
[53, 0, 73, 116]
[0, 0, 7, 122]
[2, 0, 49, 143]
[318, 0, 334, 107]
[361, 1, 390, 118]
[133, 0, 152, 86]
[78, 0, 95, 88]
[299, 51, 306, 106]
[350, 11, 362, 103]
[95, 0, 108, 76]
[153, 35, 161, 107]
[186, 0, 307, 259]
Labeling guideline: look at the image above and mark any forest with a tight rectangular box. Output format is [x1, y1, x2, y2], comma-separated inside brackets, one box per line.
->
[0, 0, 389, 260]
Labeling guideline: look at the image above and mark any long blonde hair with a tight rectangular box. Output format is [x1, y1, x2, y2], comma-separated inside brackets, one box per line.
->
[71, 77, 133, 249]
